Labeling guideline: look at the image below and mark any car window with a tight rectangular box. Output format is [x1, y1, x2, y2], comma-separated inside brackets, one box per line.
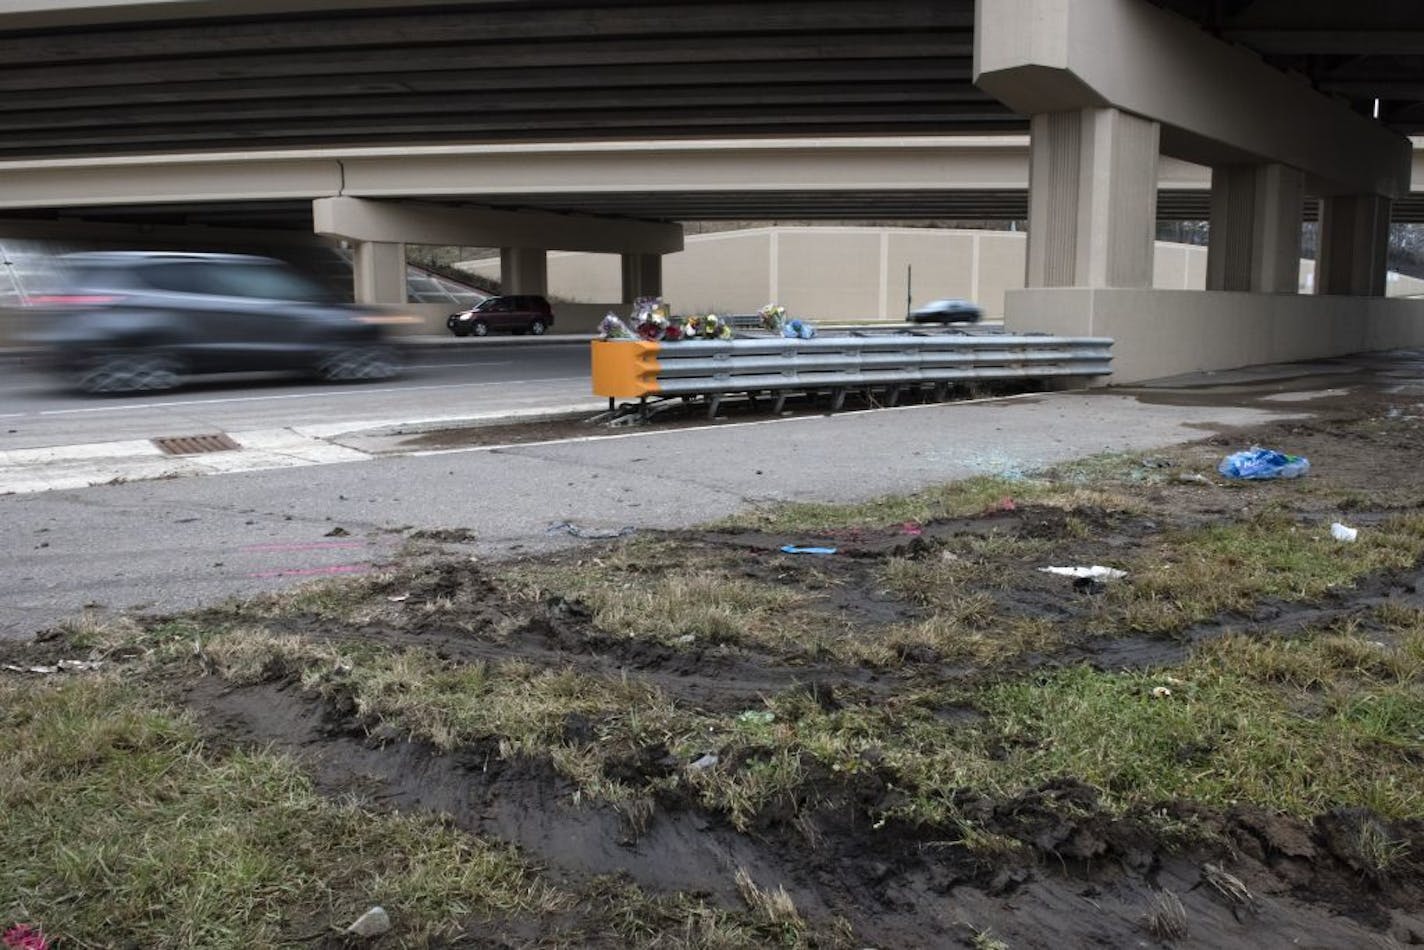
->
[138, 261, 218, 295]
[207, 263, 333, 301]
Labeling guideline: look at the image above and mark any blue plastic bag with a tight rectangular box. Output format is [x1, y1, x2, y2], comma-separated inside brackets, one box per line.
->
[782, 319, 816, 340]
[1217, 448, 1310, 480]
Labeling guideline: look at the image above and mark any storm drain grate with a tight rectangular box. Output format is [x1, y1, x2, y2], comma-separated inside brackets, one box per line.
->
[152, 433, 242, 456]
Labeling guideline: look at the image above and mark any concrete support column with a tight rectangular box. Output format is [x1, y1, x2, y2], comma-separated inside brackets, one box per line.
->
[1026, 107, 1160, 289]
[353, 241, 406, 305]
[1206, 163, 1304, 294]
[1318, 195, 1391, 296]
[620, 253, 662, 303]
[500, 246, 547, 295]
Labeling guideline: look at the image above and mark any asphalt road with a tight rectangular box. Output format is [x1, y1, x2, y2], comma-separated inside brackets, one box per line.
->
[0, 340, 595, 450]
[0, 384, 1305, 640]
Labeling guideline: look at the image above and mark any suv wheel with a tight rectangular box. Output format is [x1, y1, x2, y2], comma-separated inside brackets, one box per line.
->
[317, 345, 400, 382]
[471, 320, 489, 337]
[78, 352, 182, 394]
[529, 319, 546, 335]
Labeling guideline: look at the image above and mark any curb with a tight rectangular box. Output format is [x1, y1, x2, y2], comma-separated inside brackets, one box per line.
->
[395, 334, 592, 350]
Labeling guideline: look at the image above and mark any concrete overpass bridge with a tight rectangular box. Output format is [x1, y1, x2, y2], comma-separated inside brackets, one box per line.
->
[2, 0, 1424, 380]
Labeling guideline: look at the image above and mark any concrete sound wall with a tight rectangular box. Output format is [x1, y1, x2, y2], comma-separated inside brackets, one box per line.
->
[1005, 288, 1424, 383]
[460, 226, 1424, 324]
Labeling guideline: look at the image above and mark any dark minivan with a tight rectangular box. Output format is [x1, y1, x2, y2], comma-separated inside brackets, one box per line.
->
[29, 251, 405, 393]
[447, 295, 554, 337]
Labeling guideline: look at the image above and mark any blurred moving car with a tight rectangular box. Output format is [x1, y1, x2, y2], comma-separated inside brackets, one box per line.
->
[27, 252, 408, 393]
[908, 298, 983, 324]
[447, 295, 554, 337]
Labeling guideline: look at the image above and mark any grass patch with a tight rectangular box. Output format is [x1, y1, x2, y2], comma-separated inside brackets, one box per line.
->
[1112, 511, 1424, 633]
[0, 671, 846, 949]
[508, 538, 846, 657]
[0, 675, 560, 948]
[716, 475, 1138, 533]
[963, 629, 1424, 819]
[192, 593, 1424, 834]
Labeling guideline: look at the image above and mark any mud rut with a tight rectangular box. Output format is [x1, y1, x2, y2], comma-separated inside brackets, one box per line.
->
[177, 502, 1424, 947]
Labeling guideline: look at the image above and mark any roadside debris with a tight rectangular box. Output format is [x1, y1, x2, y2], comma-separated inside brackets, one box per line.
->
[1330, 522, 1359, 543]
[989, 496, 1017, 513]
[1038, 566, 1127, 581]
[1177, 473, 1215, 486]
[783, 318, 816, 340]
[688, 753, 719, 771]
[346, 906, 391, 938]
[900, 521, 924, 537]
[3, 659, 103, 675]
[324, 526, 351, 537]
[1218, 448, 1310, 480]
[547, 522, 636, 540]
[1200, 862, 1258, 915]
[1151, 686, 1173, 699]
[780, 545, 838, 556]
[737, 710, 775, 726]
[2, 925, 48, 950]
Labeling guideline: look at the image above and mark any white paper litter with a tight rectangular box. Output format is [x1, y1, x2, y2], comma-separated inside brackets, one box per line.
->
[1330, 522, 1359, 543]
[1038, 565, 1128, 580]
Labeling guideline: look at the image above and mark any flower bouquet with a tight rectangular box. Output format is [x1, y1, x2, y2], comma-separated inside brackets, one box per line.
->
[598, 312, 636, 340]
[758, 303, 787, 333]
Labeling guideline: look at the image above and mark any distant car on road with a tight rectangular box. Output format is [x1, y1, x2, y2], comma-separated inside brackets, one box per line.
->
[447, 295, 554, 337]
[28, 251, 406, 393]
[909, 298, 983, 324]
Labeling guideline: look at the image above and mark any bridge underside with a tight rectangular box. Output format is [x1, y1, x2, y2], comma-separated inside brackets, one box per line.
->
[13, 192, 1424, 232]
[3, 0, 1424, 382]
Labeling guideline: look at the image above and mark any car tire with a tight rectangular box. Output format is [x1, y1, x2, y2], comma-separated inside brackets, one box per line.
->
[78, 351, 182, 394]
[316, 345, 400, 382]
[471, 320, 489, 337]
[529, 320, 546, 336]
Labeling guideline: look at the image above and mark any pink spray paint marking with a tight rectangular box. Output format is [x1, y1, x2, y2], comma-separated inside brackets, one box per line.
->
[248, 563, 373, 580]
[240, 541, 368, 553]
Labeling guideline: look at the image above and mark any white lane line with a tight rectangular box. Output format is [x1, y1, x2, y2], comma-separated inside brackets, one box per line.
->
[405, 360, 514, 369]
[33, 376, 589, 416]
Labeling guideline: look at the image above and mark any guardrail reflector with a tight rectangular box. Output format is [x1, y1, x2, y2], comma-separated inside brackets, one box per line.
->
[591, 340, 662, 398]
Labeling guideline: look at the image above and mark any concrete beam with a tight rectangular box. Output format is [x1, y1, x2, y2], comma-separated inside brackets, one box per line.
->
[621, 254, 663, 303]
[0, 138, 1213, 216]
[1206, 164, 1303, 294]
[500, 247, 547, 296]
[353, 240, 405, 305]
[1027, 108, 1159, 288]
[975, 0, 1411, 197]
[313, 196, 682, 255]
[1318, 195, 1391, 296]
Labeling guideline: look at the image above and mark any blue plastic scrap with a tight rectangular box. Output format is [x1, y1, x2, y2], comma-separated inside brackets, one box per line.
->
[1217, 448, 1310, 480]
[780, 545, 838, 556]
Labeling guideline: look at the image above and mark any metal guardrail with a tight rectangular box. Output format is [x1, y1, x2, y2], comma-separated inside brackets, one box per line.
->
[591, 332, 1112, 415]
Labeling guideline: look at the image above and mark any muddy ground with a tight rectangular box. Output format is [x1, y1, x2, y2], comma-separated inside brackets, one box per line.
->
[6, 376, 1424, 948]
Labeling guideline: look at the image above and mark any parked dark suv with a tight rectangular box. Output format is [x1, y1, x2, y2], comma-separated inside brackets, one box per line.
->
[447, 295, 554, 337]
[28, 251, 406, 393]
